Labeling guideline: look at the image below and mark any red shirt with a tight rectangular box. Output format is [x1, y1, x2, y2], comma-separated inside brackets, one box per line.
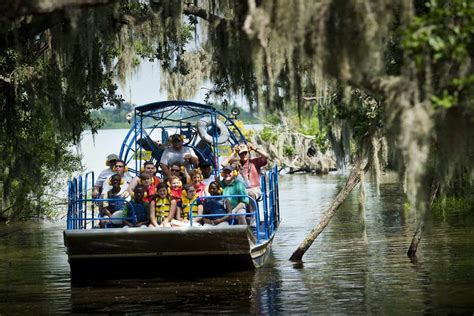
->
[143, 176, 160, 203]
[241, 157, 267, 189]
[170, 187, 183, 200]
[193, 182, 207, 197]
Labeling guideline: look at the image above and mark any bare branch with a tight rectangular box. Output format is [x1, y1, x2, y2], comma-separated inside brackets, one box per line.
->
[182, 3, 223, 24]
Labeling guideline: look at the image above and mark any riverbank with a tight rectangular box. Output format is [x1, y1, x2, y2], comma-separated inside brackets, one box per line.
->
[249, 125, 337, 174]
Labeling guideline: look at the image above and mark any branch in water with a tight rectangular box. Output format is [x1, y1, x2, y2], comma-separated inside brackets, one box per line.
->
[289, 145, 372, 262]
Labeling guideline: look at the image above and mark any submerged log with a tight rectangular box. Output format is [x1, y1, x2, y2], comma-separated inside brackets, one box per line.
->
[289, 156, 370, 261]
[406, 179, 440, 258]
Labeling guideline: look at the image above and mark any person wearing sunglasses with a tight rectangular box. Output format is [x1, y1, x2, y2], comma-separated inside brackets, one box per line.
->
[164, 161, 189, 188]
[160, 134, 199, 179]
[101, 159, 133, 199]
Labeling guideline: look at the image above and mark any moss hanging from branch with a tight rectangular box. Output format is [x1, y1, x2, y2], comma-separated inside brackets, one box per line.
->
[0, 1, 186, 218]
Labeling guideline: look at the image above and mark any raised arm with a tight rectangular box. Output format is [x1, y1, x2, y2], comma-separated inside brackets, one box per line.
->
[160, 163, 171, 179]
[127, 177, 139, 196]
[248, 142, 269, 159]
[221, 145, 240, 167]
[184, 149, 200, 166]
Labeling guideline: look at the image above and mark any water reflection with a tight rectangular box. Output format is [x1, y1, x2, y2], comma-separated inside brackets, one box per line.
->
[70, 272, 255, 314]
[250, 253, 282, 314]
[0, 221, 71, 314]
[1, 173, 474, 313]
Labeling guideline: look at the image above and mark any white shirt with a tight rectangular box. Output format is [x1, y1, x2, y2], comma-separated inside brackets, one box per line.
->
[101, 172, 133, 193]
[94, 168, 115, 188]
[202, 176, 215, 186]
[160, 146, 197, 171]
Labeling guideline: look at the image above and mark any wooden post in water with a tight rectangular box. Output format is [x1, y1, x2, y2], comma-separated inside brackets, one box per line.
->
[407, 179, 439, 258]
[290, 156, 370, 262]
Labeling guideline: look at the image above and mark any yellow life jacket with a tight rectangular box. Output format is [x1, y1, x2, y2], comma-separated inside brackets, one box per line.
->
[180, 194, 199, 220]
[155, 197, 171, 221]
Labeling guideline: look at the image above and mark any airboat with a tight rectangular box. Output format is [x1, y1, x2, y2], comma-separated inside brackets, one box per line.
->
[64, 100, 280, 277]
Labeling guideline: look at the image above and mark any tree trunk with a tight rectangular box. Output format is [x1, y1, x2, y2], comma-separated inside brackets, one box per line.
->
[289, 156, 370, 261]
[406, 179, 439, 258]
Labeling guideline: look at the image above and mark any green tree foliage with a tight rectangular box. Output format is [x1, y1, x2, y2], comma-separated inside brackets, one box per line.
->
[403, 0, 474, 109]
[1, 0, 473, 220]
[0, 1, 184, 219]
[191, 0, 474, 209]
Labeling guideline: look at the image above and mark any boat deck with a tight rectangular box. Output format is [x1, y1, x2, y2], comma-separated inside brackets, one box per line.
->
[64, 225, 273, 278]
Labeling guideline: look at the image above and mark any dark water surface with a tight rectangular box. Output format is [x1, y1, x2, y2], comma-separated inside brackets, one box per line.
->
[1, 173, 474, 314]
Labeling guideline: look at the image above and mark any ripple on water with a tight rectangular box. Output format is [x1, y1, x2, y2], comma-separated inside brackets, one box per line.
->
[1, 173, 474, 314]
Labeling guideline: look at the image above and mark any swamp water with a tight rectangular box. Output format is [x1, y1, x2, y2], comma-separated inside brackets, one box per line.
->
[0, 130, 473, 314]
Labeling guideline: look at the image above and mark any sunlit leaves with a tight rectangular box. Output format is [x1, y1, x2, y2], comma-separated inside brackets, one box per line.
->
[403, 0, 474, 109]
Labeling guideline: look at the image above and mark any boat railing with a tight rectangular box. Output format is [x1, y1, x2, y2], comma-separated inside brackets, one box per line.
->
[189, 194, 261, 239]
[67, 165, 280, 234]
[67, 170, 139, 229]
[188, 165, 280, 244]
[67, 197, 139, 229]
[68, 171, 96, 230]
[260, 165, 280, 236]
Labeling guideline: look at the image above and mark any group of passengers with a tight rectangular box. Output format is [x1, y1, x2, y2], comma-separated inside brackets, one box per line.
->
[92, 133, 268, 228]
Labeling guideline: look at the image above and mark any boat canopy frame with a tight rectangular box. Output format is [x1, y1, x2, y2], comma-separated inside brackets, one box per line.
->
[119, 101, 247, 175]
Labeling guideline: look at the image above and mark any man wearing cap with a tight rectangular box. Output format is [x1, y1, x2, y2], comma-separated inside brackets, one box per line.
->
[220, 165, 248, 225]
[222, 142, 268, 198]
[92, 153, 118, 198]
[160, 134, 199, 179]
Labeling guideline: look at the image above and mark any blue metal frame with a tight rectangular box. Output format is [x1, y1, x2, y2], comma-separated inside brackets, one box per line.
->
[66, 101, 280, 245]
[188, 194, 261, 236]
[118, 101, 247, 175]
[66, 167, 280, 244]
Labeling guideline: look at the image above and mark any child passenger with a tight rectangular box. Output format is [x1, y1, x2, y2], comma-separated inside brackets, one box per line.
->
[150, 183, 176, 228]
[138, 173, 156, 209]
[99, 174, 128, 228]
[166, 161, 189, 187]
[168, 175, 183, 200]
[202, 181, 231, 226]
[123, 185, 150, 227]
[171, 184, 203, 227]
[101, 159, 133, 198]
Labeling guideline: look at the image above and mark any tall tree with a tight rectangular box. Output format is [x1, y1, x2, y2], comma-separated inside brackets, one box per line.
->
[0, 1, 185, 218]
[183, 0, 474, 258]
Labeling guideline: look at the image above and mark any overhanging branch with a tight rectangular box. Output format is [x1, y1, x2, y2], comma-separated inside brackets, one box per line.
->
[182, 3, 224, 24]
[0, 0, 113, 21]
